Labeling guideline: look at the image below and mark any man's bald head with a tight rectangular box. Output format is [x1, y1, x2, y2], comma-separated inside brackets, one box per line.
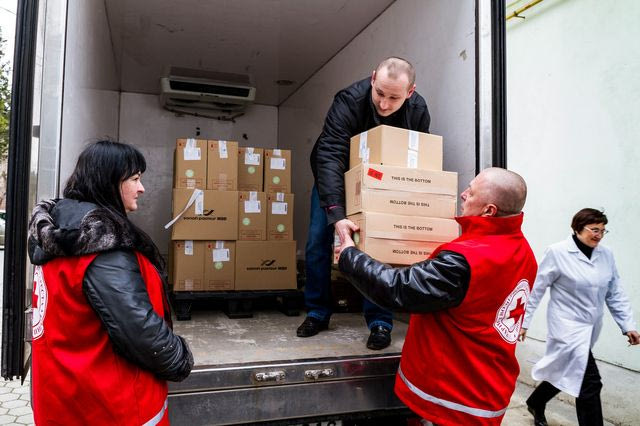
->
[479, 168, 527, 216]
[375, 57, 416, 87]
[460, 167, 527, 217]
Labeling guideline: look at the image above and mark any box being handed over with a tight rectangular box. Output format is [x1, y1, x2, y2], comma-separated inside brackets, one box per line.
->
[349, 125, 443, 170]
[345, 163, 458, 218]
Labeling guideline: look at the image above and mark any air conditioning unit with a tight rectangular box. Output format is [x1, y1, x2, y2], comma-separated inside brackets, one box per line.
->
[160, 67, 256, 112]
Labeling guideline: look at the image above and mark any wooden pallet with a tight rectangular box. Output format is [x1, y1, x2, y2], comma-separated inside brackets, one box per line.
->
[170, 289, 303, 320]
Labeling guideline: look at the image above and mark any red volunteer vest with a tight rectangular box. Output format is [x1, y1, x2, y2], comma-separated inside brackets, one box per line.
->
[394, 214, 537, 426]
[32, 252, 170, 426]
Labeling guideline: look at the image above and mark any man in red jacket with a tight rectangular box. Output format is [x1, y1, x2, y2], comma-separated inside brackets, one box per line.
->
[335, 167, 538, 426]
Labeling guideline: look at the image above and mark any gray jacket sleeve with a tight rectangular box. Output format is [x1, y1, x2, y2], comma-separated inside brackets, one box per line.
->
[338, 247, 470, 313]
[83, 250, 193, 382]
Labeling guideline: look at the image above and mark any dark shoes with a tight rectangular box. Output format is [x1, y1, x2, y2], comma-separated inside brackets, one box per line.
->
[527, 404, 548, 426]
[366, 326, 391, 350]
[296, 316, 329, 337]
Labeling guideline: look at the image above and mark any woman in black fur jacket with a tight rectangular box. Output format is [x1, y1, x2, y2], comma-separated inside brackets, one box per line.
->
[28, 140, 192, 426]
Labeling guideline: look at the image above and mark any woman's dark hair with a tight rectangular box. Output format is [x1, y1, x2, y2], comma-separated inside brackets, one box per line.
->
[571, 208, 608, 233]
[63, 140, 146, 215]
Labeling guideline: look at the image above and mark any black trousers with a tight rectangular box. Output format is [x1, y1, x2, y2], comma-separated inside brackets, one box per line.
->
[526, 351, 603, 426]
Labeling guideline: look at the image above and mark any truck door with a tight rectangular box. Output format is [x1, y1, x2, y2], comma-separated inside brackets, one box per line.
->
[1, 0, 67, 379]
[2, 0, 507, 388]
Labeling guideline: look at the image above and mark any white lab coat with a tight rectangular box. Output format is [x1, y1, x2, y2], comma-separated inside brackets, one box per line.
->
[522, 236, 636, 397]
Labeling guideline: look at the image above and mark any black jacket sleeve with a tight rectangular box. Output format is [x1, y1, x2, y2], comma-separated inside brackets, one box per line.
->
[338, 247, 470, 313]
[315, 91, 358, 224]
[83, 250, 193, 382]
[414, 103, 431, 133]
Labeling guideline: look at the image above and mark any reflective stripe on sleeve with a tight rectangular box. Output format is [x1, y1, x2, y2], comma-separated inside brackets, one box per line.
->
[143, 398, 168, 426]
[398, 366, 507, 419]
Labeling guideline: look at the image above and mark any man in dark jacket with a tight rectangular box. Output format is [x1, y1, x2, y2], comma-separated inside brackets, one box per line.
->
[298, 57, 431, 350]
[334, 168, 538, 425]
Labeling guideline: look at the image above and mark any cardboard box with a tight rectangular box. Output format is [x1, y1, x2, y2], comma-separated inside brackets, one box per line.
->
[346, 163, 458, 195]
[235, 241, 297, 290]
[349, 212, 459, 243]
[174, 138, 207, 189]
[349, 125, 443, 170]
[264, 149, 292, 194]
[238, 191, 267, 241]
[204, 241, 235, 291]
[207, 140, 239, 190]
[346, 188, 457, 218]
[345, 163, 458, 217]
[170, 189, 239, 240]
[267, 193, 294, 240]
[238, 147, 264, 191]
[172, 240, 204, 291]
[350, 235, 442, 266]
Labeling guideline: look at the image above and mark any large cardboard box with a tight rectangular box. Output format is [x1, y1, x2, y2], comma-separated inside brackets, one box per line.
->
[264, 149, 292, 194]
[170, 189, 239, 240]
[174, 138, 208, 189]
[204, 241, 235, 291]
[235, 241, 297, 290]
[238, 191, 267, 240]
[267, 193, 294, 241]
[349, 125, 443, 170]
[346, 188, 457, 218]
[238, 147, 264, 191]
[345, 163, 457, 217]
[346, 163, 458, 195]
[207, 140, 238, 190]
[348, 212, 459, 243]
[349, 235, 441, 266]
[172, 240, 204, 291]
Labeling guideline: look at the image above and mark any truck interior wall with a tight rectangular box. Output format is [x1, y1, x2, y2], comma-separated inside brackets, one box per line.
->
[507, 0, 640, 371]
[118, 93, 278, 255]
[59, 0, 120, 190]
[277, 0, 476, 251]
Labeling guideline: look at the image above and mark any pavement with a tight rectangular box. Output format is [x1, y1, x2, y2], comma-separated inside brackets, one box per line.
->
[0, 249, 636, 425]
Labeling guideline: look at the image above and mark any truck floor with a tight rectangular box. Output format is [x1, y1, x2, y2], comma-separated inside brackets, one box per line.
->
[173, 311, 408, 366]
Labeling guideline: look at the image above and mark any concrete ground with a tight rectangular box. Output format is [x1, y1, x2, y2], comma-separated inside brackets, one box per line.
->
[1, 250, 637, 425]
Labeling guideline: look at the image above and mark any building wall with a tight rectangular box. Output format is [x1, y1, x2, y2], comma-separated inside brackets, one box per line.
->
[507, 0, 640, 370]
[278, 0, 476, 252]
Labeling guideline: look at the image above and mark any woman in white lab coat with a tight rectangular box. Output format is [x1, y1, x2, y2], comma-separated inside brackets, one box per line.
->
[519, 208, 640, 426]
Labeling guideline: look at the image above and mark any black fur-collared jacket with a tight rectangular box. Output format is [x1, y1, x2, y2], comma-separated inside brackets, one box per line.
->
[310, 77, 431, 224]
[28, 198, 193, 382]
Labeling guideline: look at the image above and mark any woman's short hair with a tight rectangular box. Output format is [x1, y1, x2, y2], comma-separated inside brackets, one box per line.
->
[571, 208, 608, 233]
[63, 140, 146, 215]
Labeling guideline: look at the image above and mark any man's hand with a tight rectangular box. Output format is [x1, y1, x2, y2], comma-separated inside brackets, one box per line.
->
[518, 328, 527, 342]
[334, 218, 359, 259]
[334, 218, 359, 245]
[625, 330, 640, 345]
[334, 232, 356, 258]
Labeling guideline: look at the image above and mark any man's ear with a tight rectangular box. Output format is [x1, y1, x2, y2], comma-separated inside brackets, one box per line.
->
[482, 204, 498, 217]
[406, 84, 416, 99]
[371, 70, 377, 86]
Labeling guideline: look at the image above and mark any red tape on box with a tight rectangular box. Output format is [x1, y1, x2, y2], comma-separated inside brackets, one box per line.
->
[367, 167, 383, 180]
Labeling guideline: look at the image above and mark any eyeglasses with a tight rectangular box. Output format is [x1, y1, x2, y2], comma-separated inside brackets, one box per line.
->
[583, 227, 609, 236]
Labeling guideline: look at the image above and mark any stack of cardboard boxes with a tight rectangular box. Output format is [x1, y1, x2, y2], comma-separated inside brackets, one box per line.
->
[342, 125, 460, 264]
[170, 139, 296, 293]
